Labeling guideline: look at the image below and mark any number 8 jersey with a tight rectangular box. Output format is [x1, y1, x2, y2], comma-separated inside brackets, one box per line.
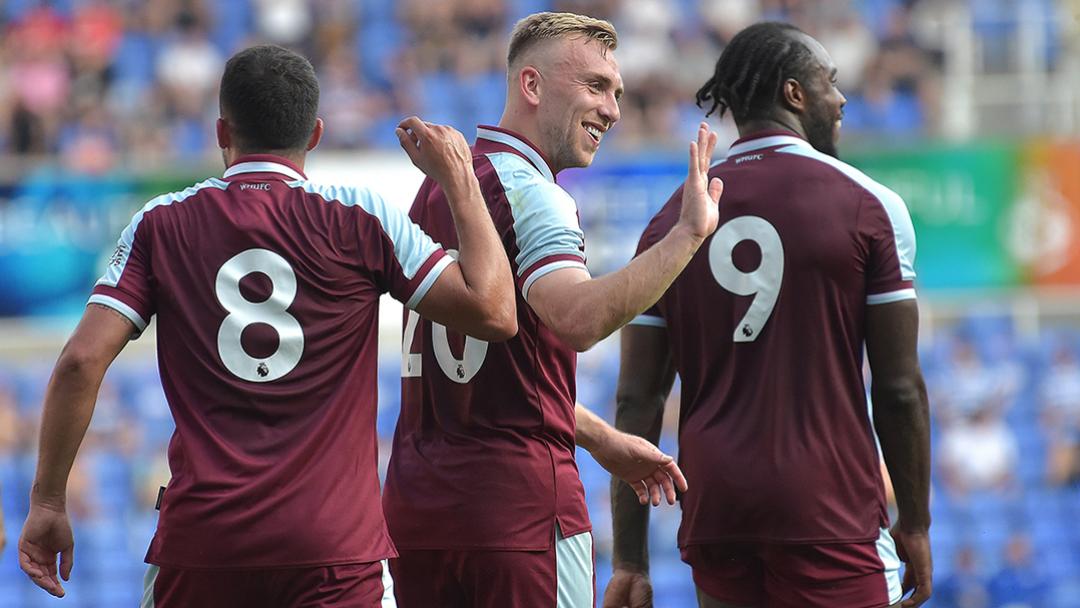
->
[631, 132, 917, 546]
[90, 156, 452, 569]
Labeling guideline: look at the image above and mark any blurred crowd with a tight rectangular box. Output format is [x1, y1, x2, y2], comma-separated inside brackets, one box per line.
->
[0, 0, 966, 172]
[3, 319, 1080, 606]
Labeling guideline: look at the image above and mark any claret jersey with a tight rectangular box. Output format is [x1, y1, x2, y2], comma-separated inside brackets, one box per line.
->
[631, 132, 916, 547]
[90, 155, 450, 568]
[383, 126, 592, 551]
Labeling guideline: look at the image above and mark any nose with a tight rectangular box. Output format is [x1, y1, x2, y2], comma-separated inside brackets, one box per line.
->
[601, 91, 620, 126]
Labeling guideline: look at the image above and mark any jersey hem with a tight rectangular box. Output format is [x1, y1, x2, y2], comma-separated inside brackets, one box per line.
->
[680, 533, 882, 547]
[144, 551, 397, 571]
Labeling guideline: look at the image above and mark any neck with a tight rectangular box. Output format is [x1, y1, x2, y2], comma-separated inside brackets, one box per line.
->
[736, 115, 805, 140]
[497, 105, 559, 173]
[225, 148, 307, 171]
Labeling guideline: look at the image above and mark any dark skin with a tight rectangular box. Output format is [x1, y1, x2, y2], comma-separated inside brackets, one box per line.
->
[604, 29, 932, 608]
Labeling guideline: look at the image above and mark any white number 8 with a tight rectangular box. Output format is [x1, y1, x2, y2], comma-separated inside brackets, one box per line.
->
[215, 248, 304, 382]
[708, 216, 784, 342]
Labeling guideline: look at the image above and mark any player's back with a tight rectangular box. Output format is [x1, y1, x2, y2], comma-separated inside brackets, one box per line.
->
[92, 157, 448, 568]
[635, 133, 915, 546]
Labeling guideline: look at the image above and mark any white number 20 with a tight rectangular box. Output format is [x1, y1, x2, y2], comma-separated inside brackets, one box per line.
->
[215, 248, 304, 382]
[401, 250, 489, 383]
[708, 216, 784, 342]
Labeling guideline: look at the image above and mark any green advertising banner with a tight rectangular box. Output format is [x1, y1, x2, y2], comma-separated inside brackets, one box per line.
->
[848, 143, 1023, 291]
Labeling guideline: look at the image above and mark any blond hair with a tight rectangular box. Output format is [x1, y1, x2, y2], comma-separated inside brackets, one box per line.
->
[507, 12, 618, 67]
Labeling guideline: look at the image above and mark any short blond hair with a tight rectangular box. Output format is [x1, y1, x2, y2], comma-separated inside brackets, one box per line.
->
[507, 12, 618, 67]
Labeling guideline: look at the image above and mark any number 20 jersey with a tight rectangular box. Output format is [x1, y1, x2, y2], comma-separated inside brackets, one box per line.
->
[384, 126, 592, 551]
[89, 156, 451, 568]
[632, 132, 917, 546]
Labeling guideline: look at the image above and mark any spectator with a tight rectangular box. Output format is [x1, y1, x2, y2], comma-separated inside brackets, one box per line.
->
[1041, 343, 1080, 486]
[939, 407, 1019, 497]
[988, 532, 1049, 607]
[935, 545, 991, 608]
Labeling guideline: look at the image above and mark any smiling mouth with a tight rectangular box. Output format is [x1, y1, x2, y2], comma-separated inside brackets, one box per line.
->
[584, 123, 603, 144]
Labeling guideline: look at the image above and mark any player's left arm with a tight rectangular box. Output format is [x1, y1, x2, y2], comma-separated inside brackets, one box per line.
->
[867, 299, 932, 608]
[19, 304, 133, 598]
[600, 323, 678, 608]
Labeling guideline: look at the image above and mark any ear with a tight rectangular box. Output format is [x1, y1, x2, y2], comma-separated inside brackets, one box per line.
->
[781, 78, 807, 114]
[216, 117, 230, 149]
[306, 118, 324, 151]
[518, 66, 542, 108]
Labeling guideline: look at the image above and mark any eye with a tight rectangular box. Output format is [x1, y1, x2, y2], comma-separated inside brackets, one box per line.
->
[587, 81, 602, 93]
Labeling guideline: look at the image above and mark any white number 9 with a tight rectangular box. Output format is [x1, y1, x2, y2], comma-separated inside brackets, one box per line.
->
[708, 216, 784, 342]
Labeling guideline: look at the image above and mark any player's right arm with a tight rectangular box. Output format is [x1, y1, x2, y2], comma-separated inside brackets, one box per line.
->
[19, 304, 133, 598]
[603, 323, 678, 608]
[525, 123, 723, 352]
[866, 300, 932, 608]
[395, 116, 516, 341]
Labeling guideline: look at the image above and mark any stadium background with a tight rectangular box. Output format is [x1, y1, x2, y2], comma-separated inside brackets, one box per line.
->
[0, 0, 1078, 606]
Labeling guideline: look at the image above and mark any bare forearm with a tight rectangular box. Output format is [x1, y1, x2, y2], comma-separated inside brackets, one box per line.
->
[548, 226, 701, 351]
[574, 403, 613, 452]
[445, 180, 513, 303]
[873, 379, 932, 530]
[611, 394, 665, 569]
[32, 353, 107, 504]
[441, 178, 516, 335]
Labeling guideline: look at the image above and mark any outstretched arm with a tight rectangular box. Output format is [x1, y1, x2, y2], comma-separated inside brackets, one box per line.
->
[19, 304, 132, 597]
[867, 299, 932, 608]
[396, 116, 517, 342]
[526, 123, 723, 352]
[575, 399, 684, 507]
[602, 324, 676, 608]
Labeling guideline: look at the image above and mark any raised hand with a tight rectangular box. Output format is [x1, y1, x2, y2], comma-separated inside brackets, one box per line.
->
[677, 122, 723, 242]
[395, 116, 476, 194]
[18, 503, 74, 597]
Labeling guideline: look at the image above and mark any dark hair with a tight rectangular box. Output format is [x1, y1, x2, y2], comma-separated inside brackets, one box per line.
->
[219, 45, 319, 152]
[695, 22, 816, 123]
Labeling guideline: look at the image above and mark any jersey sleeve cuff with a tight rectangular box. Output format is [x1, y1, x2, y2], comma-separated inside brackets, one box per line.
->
[405, 251, 453, 310]
[87, 293, 149, 337]
[866, 288, 917, 305]
[628, 314, 667, 328]
[520, 257, 589, 302]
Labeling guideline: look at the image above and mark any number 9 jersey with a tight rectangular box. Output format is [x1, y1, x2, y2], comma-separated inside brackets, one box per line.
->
[630, 132, 917, 546]
[89, 156, 452, 569]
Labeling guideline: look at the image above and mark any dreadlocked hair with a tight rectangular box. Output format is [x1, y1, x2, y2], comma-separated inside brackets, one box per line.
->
[696, 22, 816, 122]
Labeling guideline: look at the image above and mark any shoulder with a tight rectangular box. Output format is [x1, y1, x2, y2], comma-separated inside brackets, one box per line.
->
[128, 178, 227, 231]
[290, 180, 403, 220]
[774, 144, 906, 211]
[482, 152, 568, 198]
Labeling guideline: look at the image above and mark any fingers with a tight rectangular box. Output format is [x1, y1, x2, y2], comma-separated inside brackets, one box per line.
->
[687, 140, 700, 184]
[649, 478, 662, 507]
[60, 545, 73, 581]
[708, 176, 724, 204]
[397, 116, 431, 141]
[632, 481, 649, 506]
[696, 123, 711, 175]
[660, 458, 688, 493]
[20, 551, 64, 597]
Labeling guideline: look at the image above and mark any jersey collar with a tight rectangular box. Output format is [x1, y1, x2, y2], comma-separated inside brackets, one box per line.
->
[223, 155, 307, 181]
[726, 131, 812, 158]
[475, 126, 556, 183]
